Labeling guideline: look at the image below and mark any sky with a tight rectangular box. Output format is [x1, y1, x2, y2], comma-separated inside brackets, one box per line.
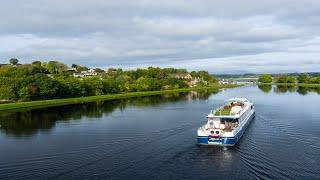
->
[1, 0, 320, 74]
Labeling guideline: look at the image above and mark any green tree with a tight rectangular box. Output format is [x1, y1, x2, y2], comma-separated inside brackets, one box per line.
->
[134, 77, 160, 91]
[258, 74, 272, 83]
[276, 76, 288, 83]
[9, 58, 19, 65]
[47, 61, 57, 74]
[0, 85, 17, 100]
[46, 61, 68, 74]
[32, 61, 42, 68]
[314, 76, 320, 84]
[297, 74, 309, 83]
[76, 65, 89, 72]
[308, 76, 320, 84]
[18, 87, 31, 101]
[197, 71, 215, 82]
[94, 68, 105, 73]
[286, 76, 296, 83]
[190, 71, 197, 78]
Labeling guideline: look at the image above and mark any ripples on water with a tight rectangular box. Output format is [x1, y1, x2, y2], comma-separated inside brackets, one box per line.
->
[0, 86, 319, 179]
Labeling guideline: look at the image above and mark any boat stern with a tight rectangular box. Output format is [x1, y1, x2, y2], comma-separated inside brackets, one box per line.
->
[197, 128, 237, 146]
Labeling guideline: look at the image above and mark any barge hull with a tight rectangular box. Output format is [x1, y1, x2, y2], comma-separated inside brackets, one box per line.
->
[197, 112, 255, 146]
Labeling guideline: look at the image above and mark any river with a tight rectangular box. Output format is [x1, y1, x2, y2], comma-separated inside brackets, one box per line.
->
[0, 85, 319, 179]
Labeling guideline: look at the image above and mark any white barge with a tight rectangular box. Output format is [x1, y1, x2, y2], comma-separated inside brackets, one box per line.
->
[197, 98, 255, 146]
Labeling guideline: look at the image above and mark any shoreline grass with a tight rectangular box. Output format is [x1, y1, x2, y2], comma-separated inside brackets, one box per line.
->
[258, 83, 320, 87]
[0, 84, 239, 112]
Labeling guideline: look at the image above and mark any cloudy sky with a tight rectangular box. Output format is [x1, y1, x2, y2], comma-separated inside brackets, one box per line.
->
[1, 0, 320, 73]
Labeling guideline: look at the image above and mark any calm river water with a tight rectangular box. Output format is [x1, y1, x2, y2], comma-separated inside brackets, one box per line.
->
[0, 85, 320, 179]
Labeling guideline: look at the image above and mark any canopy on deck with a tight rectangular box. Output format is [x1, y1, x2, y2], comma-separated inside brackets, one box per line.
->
[227, 97, 249, 103]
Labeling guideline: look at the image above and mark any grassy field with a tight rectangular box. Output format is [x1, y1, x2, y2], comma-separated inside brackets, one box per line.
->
[215, 108, 231, 116]
[0, 84, 239, 112]
[258, 83, 320, 87]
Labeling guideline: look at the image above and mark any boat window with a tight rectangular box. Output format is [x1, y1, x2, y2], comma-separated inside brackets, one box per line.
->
[215, 131, 220, 134]
[221, 118, 238, 123]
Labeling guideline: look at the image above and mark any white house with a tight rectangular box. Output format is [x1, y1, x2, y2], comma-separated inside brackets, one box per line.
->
[190, 77, 207, 87]
[171, 73, 192, 80]
[73, 68, 99, 78]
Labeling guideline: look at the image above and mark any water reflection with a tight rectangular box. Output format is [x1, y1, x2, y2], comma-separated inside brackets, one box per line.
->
[274, 85, 296, 93]
[258, 84, 272, 93]
[258, 84, 320, 95]
[0, 89, 218, 137]
[297, 86, 308, 95]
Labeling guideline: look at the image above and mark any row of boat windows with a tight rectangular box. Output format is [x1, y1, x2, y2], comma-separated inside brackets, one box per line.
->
[221, 118, 238, 122]
[239, 108, 251, 122]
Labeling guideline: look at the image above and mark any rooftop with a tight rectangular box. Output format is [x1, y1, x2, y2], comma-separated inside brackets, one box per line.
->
[214, 107, 232, 116]
[213, 101, 245, 116]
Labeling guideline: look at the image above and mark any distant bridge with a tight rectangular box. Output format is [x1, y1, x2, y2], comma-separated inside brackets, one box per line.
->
[231, 77, 258, 84]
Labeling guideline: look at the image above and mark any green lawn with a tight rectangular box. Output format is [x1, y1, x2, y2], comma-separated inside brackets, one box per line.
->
[0, 84, 239, 112]
[215, 108, 231, 116]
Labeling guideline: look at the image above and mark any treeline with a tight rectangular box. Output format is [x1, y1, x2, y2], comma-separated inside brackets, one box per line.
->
[258, 74, 320, 84]
[0, 59, 217, 102]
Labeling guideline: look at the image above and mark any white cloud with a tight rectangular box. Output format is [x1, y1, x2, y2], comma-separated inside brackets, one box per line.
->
[1, 0, 320, 73]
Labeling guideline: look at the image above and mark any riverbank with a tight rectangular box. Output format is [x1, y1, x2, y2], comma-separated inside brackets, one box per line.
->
[0, 84, 239, 111]
[258, 83, 320, 87]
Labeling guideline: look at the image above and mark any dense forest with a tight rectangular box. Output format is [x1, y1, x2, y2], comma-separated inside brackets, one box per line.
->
[0, 59, 217, 102]
[258, 74, 320, 84]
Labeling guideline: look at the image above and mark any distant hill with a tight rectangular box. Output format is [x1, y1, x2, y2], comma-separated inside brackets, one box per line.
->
[212, 72, 320, 79]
